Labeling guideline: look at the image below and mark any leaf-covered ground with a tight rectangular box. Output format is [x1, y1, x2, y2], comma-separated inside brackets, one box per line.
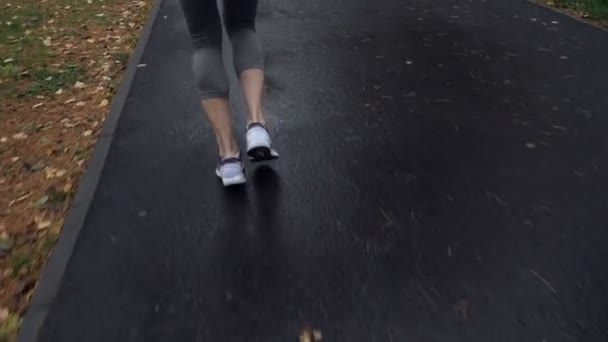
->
[546, 0, 608, 25]
[0, 0, 152, 340]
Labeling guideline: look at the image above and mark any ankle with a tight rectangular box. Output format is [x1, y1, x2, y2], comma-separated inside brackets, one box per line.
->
[219, 144, 240, 159]
[247, 111, 265, 125]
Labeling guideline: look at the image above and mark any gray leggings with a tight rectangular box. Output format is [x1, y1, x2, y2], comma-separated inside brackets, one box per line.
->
[179, 0, 263, 99]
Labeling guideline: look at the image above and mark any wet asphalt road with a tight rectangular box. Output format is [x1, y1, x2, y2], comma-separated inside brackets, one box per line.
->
[38, 0, 608, 341]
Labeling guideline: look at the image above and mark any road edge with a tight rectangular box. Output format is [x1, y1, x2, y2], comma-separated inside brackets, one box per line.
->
[527, 0, 608, 32]
[16, 0, 163, 341]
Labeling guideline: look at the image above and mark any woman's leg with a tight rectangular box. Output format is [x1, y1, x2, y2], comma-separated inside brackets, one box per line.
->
[179, 0, 238, 158]
[224, 0, 266, 125]
[179, 0, 245, 185]
[224, 0, 278, 161]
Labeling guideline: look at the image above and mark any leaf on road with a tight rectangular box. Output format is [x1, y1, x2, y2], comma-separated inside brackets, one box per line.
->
[453, 297, 470, 320]
[300, 327, 322, 342]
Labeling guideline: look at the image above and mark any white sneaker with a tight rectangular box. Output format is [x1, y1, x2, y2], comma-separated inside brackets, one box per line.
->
[246, 123, 279, 162]
[215, 156, 246, 186]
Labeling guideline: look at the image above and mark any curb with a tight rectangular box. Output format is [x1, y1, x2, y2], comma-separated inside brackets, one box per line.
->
[16, 0, 163, 341]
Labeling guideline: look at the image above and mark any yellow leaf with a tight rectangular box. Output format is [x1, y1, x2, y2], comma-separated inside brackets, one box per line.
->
[37, 220, 52, 230]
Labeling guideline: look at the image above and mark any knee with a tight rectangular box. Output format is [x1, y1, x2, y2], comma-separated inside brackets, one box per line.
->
[192, 48, 229, 99]
[229, 29, 264, 74]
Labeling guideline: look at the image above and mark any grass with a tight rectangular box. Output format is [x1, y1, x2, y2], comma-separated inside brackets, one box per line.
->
[0, 0, 124, 99]
[18, 64, 83, 97]
[9, 254, 32, 275]
[0, 4, 47, 63]
[0, 314, 21, 342]
[0, 3, 47, 97]
[552, 0, 608, 21]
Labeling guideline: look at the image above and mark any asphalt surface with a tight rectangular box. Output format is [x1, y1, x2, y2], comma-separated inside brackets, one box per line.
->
[37, 0, 608, 341]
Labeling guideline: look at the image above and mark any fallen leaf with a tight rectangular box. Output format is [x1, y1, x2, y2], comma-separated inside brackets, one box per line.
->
[11, 194, 31, 207]
[45, 167, 67, 179]
[55, 88, 63, 95]
[0, 236, 14, 255]
[76, 101, 86, 107]
[25, 160, 46, 172]
[12, 133, 28, 140]
[1, 137, 8, 143]
[32, 102, 44, 109]
[83, 130, 93, 137]
[33, 195, 49, 207]
[42, 37, 52, 46]
[3, 58, 14, 63]
[37, 220, 52, 230]
[74, 81, 86, 88]
[98, 99, 109, 107]
[65, 98, 76, 104]
[0, 307, 9, 322]
[300, 327, 322, 342]
[63, 183, 73, 193]
[453, 298, 470, 319]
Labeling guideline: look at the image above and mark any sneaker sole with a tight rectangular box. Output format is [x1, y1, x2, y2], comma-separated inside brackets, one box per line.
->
[247, 146, 279, 162]
[216, 169, 247, 186]
[221, 174, 247, 186]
